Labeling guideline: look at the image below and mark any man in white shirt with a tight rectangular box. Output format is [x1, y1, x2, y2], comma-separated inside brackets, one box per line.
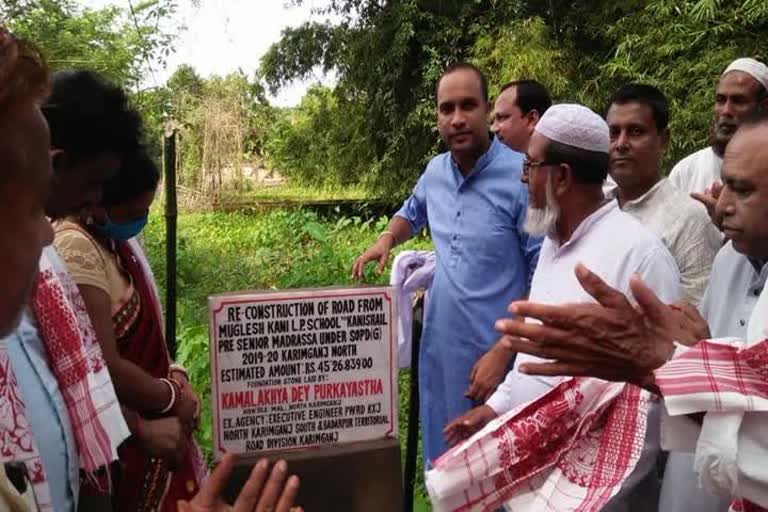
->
[444, 103, 680, 510]
[606, 85, 728, 511]
[606, 84, 721, 305]
[669, 58, 768, 200]
[496, 110, 768, 511]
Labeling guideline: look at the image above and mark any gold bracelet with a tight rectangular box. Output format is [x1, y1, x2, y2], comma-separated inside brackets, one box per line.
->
[378, 230, 397, 243]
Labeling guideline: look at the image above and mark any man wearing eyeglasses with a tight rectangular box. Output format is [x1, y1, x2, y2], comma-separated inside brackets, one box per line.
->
[443, 104, 680, 510]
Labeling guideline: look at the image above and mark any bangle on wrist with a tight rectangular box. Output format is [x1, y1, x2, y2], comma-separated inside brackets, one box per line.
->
[169, 364, 189, 380]
[378, 230, 397, 244]
[169, 376, 184, 391]
[169, 377, 184, 412]
[158, 378, 178, 414]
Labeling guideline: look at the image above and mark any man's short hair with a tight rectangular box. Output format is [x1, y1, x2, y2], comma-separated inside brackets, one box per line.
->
[42, 70, 144, 163]
[608, 83, 670, 132]
[436, 62, 489, 103]
[499, 80, 552, 116]
[543, 140, 609, 185]
[0, 27, 49, 115]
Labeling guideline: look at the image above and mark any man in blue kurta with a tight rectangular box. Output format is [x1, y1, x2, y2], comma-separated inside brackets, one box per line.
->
[352, 63, 541, 463]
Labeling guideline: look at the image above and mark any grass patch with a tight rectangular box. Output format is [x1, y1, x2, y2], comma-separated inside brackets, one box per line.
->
[224, 183, 378, 202]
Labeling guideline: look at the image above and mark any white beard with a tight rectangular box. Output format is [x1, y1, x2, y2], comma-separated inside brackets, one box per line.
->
[524, 178, 560, 237]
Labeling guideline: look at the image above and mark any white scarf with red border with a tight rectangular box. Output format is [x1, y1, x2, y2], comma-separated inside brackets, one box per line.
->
[0, 248, 129, 510]
[656, 283, 768, 512]
[425, 378, 651, 511]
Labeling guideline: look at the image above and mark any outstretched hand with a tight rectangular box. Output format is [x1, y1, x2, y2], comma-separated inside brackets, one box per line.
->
[179, 454, 302, 512]
[496, 263, 676, 382]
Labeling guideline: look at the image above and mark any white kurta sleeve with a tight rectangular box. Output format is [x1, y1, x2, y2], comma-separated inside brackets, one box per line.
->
[485, 369, 515, 415]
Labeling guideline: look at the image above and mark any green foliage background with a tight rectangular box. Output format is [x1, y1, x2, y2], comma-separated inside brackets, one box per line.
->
[9, 0, 768, 198]
[261, 0, 768, 193]
[3, 0, 180, 158]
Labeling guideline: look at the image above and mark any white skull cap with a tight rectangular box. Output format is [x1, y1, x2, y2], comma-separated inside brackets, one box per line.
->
[534, 103, 609, 154]
[722, 57, 768, 91]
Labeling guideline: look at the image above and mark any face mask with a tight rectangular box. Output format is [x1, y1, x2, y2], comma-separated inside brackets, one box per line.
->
[92, 214, 148, 241]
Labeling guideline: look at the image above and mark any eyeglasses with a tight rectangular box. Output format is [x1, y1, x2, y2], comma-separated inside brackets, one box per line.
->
[522, 160, 562, 176]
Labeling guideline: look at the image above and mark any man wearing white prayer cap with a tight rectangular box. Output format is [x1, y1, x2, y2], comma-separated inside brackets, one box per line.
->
[669, 57, 768, 201]
[440, 104, 680, 511]
[487, 110, 768, 512]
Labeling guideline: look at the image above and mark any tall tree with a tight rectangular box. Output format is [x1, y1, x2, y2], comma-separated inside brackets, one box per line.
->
[262, 0, 524, 195]
[594, 0, 768, 163]
[261, 0, 768, 193]
[6, 0, 180, 154]
[165, 69, 277, 194]
[6, 0, 178, 89]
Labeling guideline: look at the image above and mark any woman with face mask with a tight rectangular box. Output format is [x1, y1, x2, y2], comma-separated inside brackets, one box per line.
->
[53, 150, 207, 512]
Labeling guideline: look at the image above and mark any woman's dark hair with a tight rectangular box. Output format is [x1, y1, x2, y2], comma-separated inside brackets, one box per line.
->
[43, 70, 144, 163]
[101, 149, 160, 207]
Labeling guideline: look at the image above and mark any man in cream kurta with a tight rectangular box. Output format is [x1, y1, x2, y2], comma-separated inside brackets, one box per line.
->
[614, 179, 720, 304]
[606, 83, 721, 305]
